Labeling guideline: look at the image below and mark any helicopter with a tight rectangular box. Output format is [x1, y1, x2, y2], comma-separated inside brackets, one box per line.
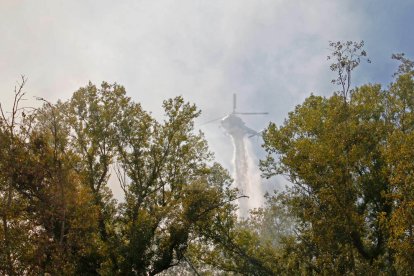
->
[202, 94, 268, 138]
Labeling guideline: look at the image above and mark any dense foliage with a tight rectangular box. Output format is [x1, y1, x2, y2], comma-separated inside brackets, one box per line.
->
[260, 47, 414, 274]
[1, 42, 414, 275]
[0, 82, 244, 275]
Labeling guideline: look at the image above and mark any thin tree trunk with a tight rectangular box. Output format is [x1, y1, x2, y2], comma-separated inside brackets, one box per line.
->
[2, 181, 14, 276]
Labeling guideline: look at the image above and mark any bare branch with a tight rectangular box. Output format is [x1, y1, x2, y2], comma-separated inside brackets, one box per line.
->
[327, 41, 370, 101]
[114, 163, 128, 195]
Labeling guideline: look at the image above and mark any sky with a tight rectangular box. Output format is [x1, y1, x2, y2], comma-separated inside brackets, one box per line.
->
[1, 0, 414, 198]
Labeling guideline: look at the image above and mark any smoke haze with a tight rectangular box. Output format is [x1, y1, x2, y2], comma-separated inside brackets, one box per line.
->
[1, 0, 414, 200]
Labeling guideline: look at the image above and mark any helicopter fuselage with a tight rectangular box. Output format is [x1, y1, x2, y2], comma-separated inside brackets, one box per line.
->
[221, 114, 257, 137]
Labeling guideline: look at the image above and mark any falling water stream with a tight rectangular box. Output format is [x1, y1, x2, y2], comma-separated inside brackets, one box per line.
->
[231, 134, 263, 218]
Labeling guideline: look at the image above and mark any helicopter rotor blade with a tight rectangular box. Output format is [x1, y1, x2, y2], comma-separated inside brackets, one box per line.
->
[198, 115, 226, 126]
[234, 112, 269, 115]
[248, 128, 265, 138]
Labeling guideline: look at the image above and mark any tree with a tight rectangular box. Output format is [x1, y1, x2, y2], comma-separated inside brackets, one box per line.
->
[327, 40, 370, 101]
[0, 79, 248, 274]
[64, 82, 127, 272]
[189, 192, 297, 276]
[261, 42, 414, 274]
[384, 56, 414, 273]
[0, 76, 33, 275]
[0, 78, 99, 274]
[113, 96, 242, 274]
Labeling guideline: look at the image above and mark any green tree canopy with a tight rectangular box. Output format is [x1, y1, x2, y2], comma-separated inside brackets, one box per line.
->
[0, 81, 241, 275]
[261, 46, 414, 274]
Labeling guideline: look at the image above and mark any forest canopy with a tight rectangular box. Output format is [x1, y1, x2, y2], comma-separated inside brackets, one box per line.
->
[1, 42, 414, 275]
